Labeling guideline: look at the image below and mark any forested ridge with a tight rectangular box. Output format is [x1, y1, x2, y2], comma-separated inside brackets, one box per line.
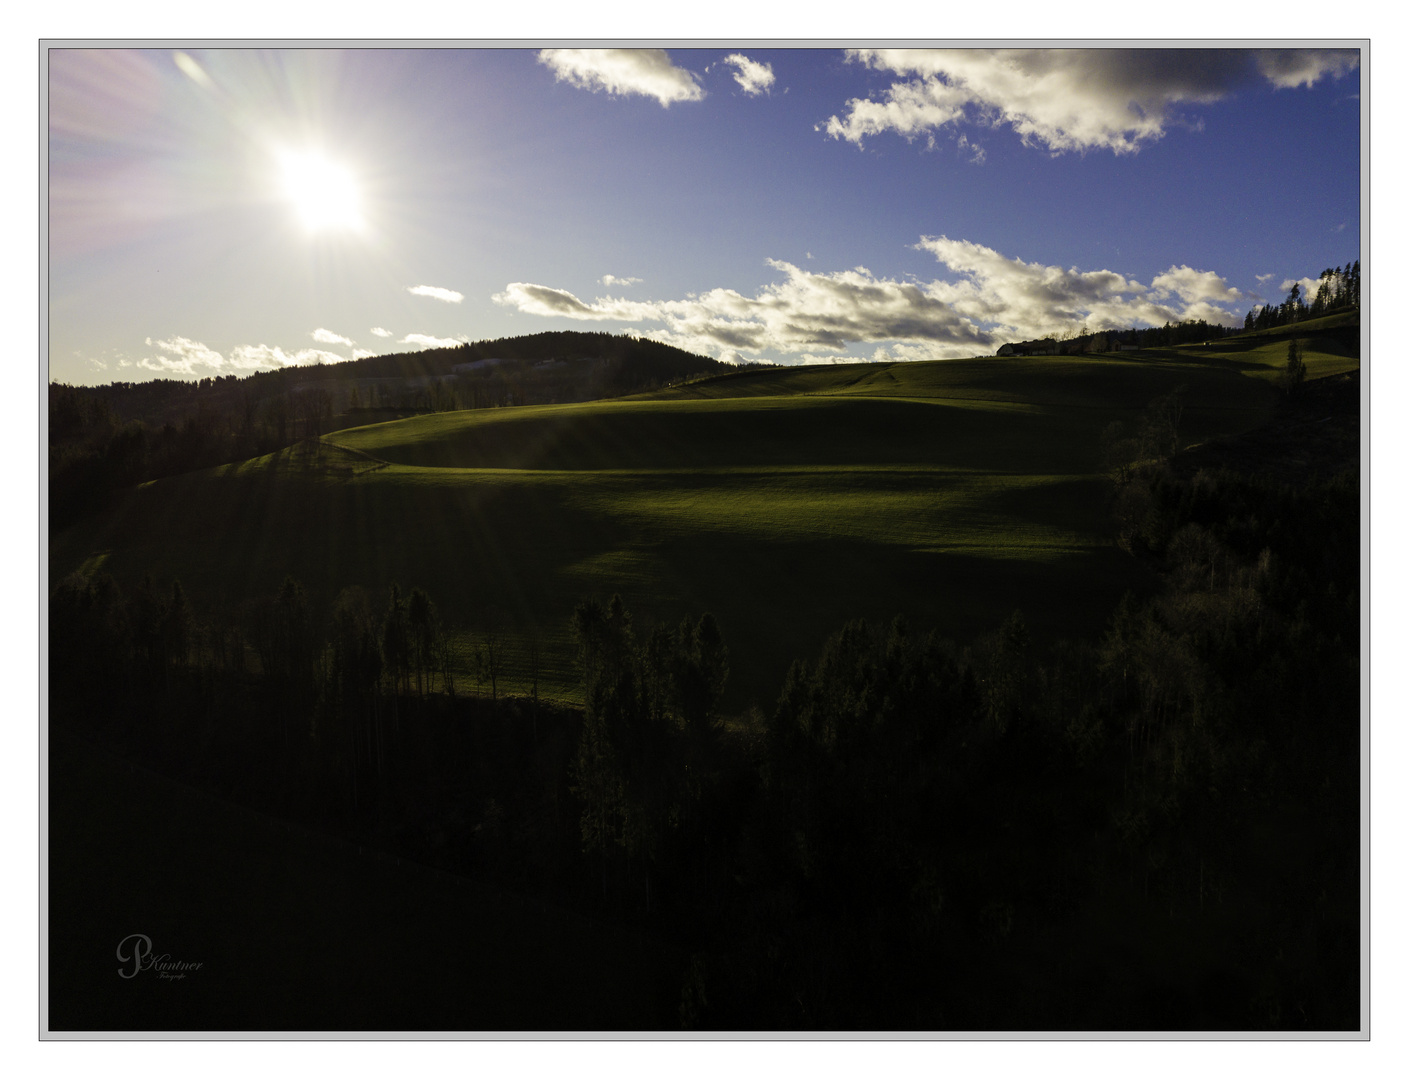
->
[998, 265, 1359, 357]
[48, 331, 731, 530]
[48, 371, 1360, 1030]
[1242, 261, 1360, 333]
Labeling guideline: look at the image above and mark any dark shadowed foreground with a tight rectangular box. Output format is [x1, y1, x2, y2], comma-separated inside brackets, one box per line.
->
[46, 367, 1361, 1033]
[48, 724, 678, 1031]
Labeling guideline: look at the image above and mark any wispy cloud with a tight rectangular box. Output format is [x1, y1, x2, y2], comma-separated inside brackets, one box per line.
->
[722, 53, 776, 96]
[956, 133, 985, 165]
[601, 274, 643, 288]
[312, 327, 355, 346]
[495, 237, 1251, 362]
[407, 284, 464, 303]
[538, 49, 704, 107]
[824, 48, 1360, 155]
[370, 326, 393, 337]
[400, 333, 465, 349]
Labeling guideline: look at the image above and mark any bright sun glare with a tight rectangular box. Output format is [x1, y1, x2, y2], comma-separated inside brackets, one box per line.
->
[277, 149, 362, 233]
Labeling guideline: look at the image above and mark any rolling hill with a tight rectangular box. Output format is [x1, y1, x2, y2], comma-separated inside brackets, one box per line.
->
[48, 341, 1358, 710]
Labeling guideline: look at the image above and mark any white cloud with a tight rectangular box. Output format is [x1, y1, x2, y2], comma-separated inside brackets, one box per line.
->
[1256, 273, 1277, 285]
[601, 274, 643, 287]
[400, 333, 465, 349]
[312, 327, 355, 346]
[353, 349, 376, 359]
[915, 236, 1243, 337]
[825, 48, 1360, 155]
[867, 341, 977, 364]
[539, 49, 704, 108]
[407, 284, 464, 303]
[785, 352, 879, 366]
[1279, 277, 1321, 302]
[493, 283, 659, 323]
[722, 53, 775, 95]
[1150, 265, 1242, 305]
[144, 336, 227, 375]
[498, 258, 994, 358]
[822, 64, 969, 145]
[137, 358, 199, 375]
[370, 326, 393, 337]
[138, 337, 346, 375]
[495, 238, 1255, 362]
[229, 344, 344, 369]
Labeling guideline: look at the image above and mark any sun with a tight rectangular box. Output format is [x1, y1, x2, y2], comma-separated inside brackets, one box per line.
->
[277, 149, 362, 233]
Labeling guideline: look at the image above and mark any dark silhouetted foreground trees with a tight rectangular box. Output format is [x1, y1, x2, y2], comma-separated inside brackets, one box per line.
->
[568, 597, 731, 911]
[1281, 338, 1307, 395]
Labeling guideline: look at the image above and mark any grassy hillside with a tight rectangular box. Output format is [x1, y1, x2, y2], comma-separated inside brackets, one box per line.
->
[1219, 308, 1360, 343]
[1118, 334, 1359, 387]
[50, 348, 1349, 710]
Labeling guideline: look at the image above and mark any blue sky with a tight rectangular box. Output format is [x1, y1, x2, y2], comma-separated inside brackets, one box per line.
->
[46, 46, 1362, 384]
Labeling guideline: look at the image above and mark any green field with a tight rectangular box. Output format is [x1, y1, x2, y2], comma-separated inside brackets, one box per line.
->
[49, 340, 1357, 710]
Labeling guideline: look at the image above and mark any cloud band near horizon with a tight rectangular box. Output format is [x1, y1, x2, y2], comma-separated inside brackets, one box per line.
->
[133, 337, 349, 376]
[129, 327, 469, 377]
[493, 238, 1250, 363]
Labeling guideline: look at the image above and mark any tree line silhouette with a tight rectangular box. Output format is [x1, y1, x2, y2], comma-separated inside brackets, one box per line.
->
[1242, 261, 1360, 332]
[1001, 271, 1359, 358]
[1001, 317, 1240, 357]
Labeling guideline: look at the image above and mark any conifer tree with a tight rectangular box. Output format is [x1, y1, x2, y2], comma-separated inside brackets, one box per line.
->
[1281, 338, 1306, 396]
